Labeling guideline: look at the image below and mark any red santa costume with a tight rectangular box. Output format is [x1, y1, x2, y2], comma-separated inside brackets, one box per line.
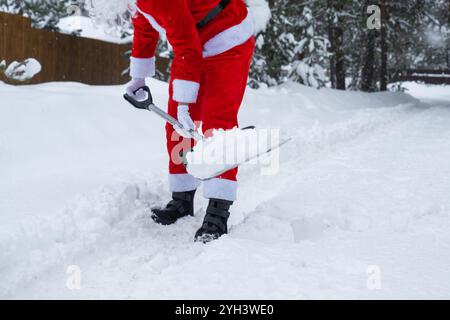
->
[129, 0, 255, 202]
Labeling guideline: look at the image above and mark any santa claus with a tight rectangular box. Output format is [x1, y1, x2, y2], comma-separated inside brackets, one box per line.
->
[125, 0, 255, 242]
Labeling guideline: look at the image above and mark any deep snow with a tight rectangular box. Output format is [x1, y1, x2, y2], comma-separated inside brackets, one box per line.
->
[1, 80, 450, 299]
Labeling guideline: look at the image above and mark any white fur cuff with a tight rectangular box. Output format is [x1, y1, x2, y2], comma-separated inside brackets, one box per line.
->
[172, 79, 200, 104]
[203, 178, 238, 202]
[169, 174, 200, 192]
[130, 56, 156, 78]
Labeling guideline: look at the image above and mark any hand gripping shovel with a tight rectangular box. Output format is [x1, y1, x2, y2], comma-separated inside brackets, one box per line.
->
[123, 86, 203, 141]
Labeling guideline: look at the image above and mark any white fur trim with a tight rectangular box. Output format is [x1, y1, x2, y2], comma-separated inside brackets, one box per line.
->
[130, 57, 155, 78]
[169, 174, 200, 192]
[203, 178, 237, 202]
[136, 7, 166, 35]
[203, 11, 254, 58]
[172, 79, 200, 104]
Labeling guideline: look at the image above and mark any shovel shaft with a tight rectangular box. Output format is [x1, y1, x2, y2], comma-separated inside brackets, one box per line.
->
[147, 103, 204, 141]
[123, 86, 203, 141]
[147, 103, 180, 128]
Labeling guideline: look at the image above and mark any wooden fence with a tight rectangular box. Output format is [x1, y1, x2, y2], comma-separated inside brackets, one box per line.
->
[0, 12, 169, 85]
[392, 69, 450, 85]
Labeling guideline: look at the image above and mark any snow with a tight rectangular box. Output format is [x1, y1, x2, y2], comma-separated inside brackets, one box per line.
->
[425, 28, 446, 48]
[411, 73, 450, 78]
[1, 80, 450, 299]
[57, 16, 131, 44]
[186, 127, 287, 180]
[246, 0, 271, 34]
[86, 0, 133, 34]
[398, 82, 450, 103]
[3, 58, 41, 81]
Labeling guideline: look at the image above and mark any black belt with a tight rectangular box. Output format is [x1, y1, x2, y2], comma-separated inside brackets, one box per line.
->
[196, 0, 231, 29]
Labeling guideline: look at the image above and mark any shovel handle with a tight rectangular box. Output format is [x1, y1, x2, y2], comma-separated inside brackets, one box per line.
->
[123, 86, 153, 110]
[123, 86, 203, 141]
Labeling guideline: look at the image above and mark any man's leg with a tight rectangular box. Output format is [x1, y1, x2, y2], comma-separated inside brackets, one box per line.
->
[152, 67, 203, 225]
[194, 37, 255, 242]
[165, 76, 202, 193]
[200, 37, 255, 202]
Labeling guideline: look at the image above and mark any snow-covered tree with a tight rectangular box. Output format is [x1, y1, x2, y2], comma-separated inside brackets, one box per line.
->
[86, 0, 133, 39]
[0, 0, 76, 31]
[250, 0, 328, 88]
[287, 6, 328, 88]
[324, 0, 353, 90]
[342, 0, 432, 91]
[415, 0, 450, 69]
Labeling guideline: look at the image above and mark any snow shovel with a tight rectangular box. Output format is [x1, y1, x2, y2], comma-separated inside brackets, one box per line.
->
[123, 86, 203, 141]
[123, 86, 292, 180]
[124, 87, 258, 143]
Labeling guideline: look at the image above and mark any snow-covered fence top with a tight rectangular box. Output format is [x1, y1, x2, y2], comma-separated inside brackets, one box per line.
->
[0, 12, 168, 85]
[392, 69, 450, 85]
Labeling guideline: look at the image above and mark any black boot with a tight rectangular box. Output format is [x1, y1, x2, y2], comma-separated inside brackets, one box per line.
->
[151, 190, 196, 225]
[194, 198, 233, 243]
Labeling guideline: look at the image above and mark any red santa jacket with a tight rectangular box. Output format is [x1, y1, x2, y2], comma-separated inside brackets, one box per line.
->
[130, 0, 254, 104]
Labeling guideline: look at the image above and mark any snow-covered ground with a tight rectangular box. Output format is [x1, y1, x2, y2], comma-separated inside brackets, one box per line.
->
[1, 80, 449, 299]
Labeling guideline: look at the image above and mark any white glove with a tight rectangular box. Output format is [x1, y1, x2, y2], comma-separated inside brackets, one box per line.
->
[126, 78, 146, 100]
[174, 104, 195, 138]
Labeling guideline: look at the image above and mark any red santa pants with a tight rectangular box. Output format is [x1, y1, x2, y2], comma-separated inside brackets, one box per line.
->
[165, 37, 255, 201]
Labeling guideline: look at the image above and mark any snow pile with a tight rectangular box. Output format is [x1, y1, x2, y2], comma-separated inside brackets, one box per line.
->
[186, 127, 284, 180]
[1, 80, 450, 299]
[3, 58, 41, 81]
[399, 82, 450, 102]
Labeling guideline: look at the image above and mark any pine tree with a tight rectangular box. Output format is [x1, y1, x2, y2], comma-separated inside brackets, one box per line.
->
[415, 0, 450, 69]
[249, 1, 290, 87]
[0, 0, 74, 31]
[249, 0, 328, 88]
[288, 6, 328, 88]
[379, 0, 388, 91]
[360, 0, 379, 92]
[326, 0, 352, 90]
[447, 0, 450, 68]
[347, 0, 428, 91]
